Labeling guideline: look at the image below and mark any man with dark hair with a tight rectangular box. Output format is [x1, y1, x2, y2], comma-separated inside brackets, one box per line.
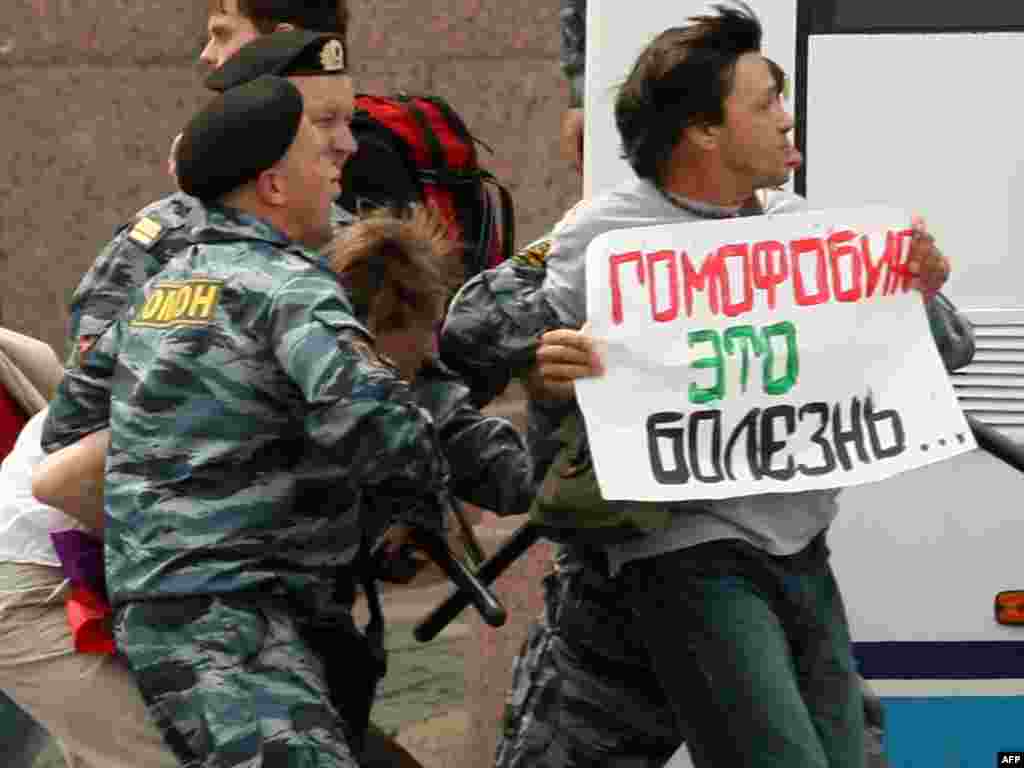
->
[443, 4, 970, 767]
[42, 72, 450, 768]
[168, 1, 348, 175]
[485, 57, 842, 768]
[202, 0, 349, 69]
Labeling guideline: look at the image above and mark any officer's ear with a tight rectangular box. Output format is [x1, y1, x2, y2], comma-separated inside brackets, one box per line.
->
[254, 166, 288, 208]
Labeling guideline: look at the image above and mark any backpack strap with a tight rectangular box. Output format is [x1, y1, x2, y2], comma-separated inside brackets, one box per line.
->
[420, 95, 485, 160]
[398, 95, 488, 184]
[481, 171, 516, 264]
[469, 179, 495, 277]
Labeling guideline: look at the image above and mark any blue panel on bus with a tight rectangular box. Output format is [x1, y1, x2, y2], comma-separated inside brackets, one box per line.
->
[882, 696, 1024, 767]
[855, 642, 1024, 679]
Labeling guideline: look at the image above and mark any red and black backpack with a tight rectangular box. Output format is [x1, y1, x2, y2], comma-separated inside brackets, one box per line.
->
[339, 93, 515, 286]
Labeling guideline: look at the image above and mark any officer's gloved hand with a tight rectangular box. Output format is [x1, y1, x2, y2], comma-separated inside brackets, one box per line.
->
[371, 524, 427, 585]
[371, 505, 475, 585]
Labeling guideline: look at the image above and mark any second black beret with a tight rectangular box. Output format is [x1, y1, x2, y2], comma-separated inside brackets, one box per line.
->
[206, 30, 347, 93]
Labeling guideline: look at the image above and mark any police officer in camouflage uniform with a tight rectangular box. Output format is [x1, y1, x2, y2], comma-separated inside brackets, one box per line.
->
[448, 240, 685, 768]
[43, 75, 450, 768]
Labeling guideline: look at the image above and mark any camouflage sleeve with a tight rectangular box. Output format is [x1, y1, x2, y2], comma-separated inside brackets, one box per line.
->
[413, 363, 536, 516]
[68, 229, 152, 349]
[68, 197, 198, 364]
[41, 322, 120, 452]
[270, 275, 450, 534]
[925, 292, 976, 372]
[560, 0, 586, 107]
[440, 248, 560, 408]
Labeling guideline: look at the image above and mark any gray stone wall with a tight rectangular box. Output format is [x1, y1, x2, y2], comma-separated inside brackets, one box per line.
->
[0, 0, 579, 353]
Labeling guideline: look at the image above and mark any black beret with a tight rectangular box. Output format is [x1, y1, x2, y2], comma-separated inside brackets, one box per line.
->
[205, 30, 347, 93]
[177, 75, 304, 203]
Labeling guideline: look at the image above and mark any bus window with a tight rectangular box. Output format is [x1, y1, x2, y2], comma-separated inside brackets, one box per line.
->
[808, 0, 1024, 34]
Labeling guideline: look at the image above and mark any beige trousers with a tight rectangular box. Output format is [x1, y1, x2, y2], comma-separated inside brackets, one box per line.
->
[0, 562, 177, 768]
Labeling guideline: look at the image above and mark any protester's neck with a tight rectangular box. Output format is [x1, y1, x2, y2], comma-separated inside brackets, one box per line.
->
[661, 163, 753, 211]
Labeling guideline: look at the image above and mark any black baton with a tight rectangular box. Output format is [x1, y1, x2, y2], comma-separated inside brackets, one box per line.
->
[968, 414, 1024, 473]
[411, 528, 507, 632]
[414, 523, 543, 642]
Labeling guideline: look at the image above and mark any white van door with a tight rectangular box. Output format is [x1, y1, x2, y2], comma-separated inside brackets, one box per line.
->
[797, 2, 1024, 765]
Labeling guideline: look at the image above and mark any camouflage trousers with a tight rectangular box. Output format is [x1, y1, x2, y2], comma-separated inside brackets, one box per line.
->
[117, 595, 360, 768]
[495, 552, 681, 768]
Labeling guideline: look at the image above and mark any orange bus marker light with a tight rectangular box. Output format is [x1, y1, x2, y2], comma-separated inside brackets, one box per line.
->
[995, 591, 1024, 626]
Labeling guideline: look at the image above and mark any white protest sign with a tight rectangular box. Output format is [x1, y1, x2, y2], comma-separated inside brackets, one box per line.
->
[574, 206, 975, 502]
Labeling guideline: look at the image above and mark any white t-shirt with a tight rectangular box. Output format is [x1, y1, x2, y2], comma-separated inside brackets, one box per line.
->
[0, 409, 84, 566]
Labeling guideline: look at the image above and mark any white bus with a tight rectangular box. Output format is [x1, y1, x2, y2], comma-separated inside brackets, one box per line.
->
[587, 1, 1024, 765]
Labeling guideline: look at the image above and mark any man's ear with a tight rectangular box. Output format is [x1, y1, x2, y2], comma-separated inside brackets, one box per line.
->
[255, 167, 288, 208]
[274, 22, 296, 32]
[684, 121, 720, 152]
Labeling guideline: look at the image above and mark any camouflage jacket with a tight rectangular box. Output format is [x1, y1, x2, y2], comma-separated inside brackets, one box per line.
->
[68, 192, 354, 363]
[412, 359, 535, 518]
[43, 206, 449, 610]
[440, 240, 571, 483]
